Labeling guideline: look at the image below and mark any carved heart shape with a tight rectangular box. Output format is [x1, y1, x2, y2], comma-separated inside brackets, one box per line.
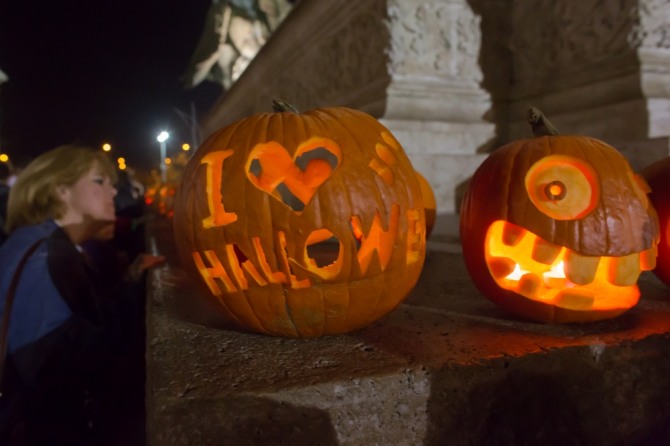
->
[246, 137, 342, 212]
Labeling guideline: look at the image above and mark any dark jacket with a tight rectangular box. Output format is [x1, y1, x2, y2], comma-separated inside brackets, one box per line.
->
[0, 220, 144, 444]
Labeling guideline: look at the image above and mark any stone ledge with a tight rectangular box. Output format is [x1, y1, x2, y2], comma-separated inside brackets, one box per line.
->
[146, 216, 670, 446]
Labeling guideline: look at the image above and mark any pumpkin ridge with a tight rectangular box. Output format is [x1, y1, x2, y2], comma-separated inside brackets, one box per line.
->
[508, 139, 534, 231]
[293, 112, 329, 336]
[320, 108, 386, 239]
[248, 113, 294, 336]
[323, 109, 369, 279]
[590, 138, 613, 255]
[315, 107, 417, 320]
[186, 123, 247, 327]
[350, 110, 395, 231]
[223, 113, 286, 336]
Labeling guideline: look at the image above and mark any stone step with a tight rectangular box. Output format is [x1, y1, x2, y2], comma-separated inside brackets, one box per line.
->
[146, 215, 670, 446]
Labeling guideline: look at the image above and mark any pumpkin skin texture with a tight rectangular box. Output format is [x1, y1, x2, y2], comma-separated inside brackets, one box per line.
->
[415, 171, 436, 239]
[641, 157, 670, 287]
[173, 105, 426, 337]
[460, 134, 659, 323]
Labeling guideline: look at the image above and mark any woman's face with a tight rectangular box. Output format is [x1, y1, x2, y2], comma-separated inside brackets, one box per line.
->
[59, 162, 117, 224]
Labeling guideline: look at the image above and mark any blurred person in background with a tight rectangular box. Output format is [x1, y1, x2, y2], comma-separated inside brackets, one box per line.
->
[0, 162, 12, 244]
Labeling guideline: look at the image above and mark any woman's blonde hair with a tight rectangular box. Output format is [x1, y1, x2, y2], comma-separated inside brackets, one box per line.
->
[6, 145, 117, 233]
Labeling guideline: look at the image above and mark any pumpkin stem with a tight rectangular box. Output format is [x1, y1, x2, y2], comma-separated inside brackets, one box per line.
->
[272, 98, 301, 114]
[528, 107, 560, 137]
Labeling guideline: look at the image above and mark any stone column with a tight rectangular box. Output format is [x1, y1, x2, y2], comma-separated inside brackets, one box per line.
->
[379, 0, 495, 215]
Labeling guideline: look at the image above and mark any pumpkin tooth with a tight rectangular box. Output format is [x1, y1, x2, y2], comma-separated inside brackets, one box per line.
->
[502, 222, 525, 246]
[564, 251, 600, 285]
[488, 256, 516, 279]
[639, 246, 657, 271]
[608, 253, 641, 286]
[517, 272, 542, 298]
[531, 237, 562, 265]
[556, 288, 595, 310]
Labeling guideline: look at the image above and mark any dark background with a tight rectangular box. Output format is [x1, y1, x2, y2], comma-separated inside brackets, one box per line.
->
[0, 0, 223, 172]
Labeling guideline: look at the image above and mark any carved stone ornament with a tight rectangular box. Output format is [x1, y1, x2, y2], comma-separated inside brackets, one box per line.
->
[510, 0, 638, 82]
[630, 0, 670, 49]
[386, 0, 484, 86]
[262, 0, 390, 110]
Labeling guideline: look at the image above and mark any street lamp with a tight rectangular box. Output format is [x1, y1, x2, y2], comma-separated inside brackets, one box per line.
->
[156, 131, 169, 182]
[102, 143, 112, 152]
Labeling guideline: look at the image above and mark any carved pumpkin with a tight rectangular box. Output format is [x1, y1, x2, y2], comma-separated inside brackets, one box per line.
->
[460, 108, 659, 323]
[641, 157, 670, 287]
[415, 171, 436, 238]
[173, 100, 426, 337]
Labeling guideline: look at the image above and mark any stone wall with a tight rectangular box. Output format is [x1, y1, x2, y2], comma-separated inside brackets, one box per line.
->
[480, 0, 670, 169]
[198, 0, 670, 217]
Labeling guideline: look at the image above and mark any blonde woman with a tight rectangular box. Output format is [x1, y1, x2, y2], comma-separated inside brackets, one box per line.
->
[0, 145, 163, 445]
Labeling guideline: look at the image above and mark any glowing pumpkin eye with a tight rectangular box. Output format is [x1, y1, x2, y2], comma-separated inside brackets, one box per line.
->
[525, 155, 600, 220]
[544, 180, 566, 201]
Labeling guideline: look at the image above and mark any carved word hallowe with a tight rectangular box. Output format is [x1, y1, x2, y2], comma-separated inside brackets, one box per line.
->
[190, 140, 424, 295]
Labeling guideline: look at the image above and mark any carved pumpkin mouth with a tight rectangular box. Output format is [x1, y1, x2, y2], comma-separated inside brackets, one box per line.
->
[484, 220, 657, 311]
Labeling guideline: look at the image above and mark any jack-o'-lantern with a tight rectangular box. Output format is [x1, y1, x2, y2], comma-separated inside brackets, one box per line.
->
[641, 157, 670, 287]
[460, 108, 659, 323]
[415, 171, 436, 238]
[173, 100, 426, 337]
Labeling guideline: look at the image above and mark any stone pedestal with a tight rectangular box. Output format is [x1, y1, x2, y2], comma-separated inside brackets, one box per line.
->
[146, 214, 670, 446]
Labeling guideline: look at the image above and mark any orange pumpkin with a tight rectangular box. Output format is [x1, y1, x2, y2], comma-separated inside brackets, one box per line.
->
[173, 101, 426, 337]
[641, 157, 670, 287]
[415, 171, 436, 238]
[460, 108, 660, 323]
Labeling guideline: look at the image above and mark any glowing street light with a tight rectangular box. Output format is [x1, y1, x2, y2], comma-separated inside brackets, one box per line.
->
[156, 131, 169, 182]
[181, 143, 190, 151]
[102, 143, 112, 152]
[0, 153, 8, 163]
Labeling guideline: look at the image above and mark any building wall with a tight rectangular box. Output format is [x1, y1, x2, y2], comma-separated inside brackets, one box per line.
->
[197, 0, 670, 216]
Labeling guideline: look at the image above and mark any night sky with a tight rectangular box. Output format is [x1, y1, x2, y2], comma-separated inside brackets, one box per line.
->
[0, 0, 222, 172]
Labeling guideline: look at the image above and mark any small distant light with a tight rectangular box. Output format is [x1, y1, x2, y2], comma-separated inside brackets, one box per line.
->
[0, 154, 8, 163]
[117, 157, 126, 164]
[182, 143, 190, 151]
[102, 143, 112, 152]
[165, 157, 172, 165]
[119, 164, 127, 171]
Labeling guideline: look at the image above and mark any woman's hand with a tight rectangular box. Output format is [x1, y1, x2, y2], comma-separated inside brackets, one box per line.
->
[126, 253, 166, 282]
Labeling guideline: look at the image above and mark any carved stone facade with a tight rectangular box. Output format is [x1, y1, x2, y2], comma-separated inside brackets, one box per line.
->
[199, 0, 670, 219]
[201, 1, 392, 122]
[201, 0, 494, 215]
[494, 0, 670, 169]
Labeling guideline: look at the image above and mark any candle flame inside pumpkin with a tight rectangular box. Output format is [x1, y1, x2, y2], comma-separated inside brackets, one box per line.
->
[485, 220, 657, 311]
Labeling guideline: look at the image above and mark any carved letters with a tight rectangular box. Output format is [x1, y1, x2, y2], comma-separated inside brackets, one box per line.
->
[194, 146, 422, 295]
